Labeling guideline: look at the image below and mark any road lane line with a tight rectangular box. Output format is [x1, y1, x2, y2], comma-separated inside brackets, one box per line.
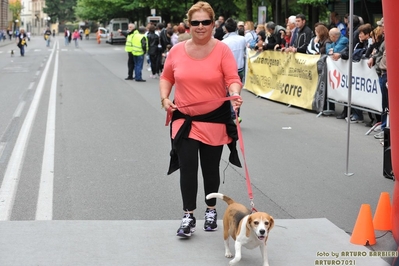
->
[13, 101, 25, 118]
[0, 40, 56, 221]
[0, 142, 6, 160]
[28, 82, 35, 90]
[36, 41, 59, 220]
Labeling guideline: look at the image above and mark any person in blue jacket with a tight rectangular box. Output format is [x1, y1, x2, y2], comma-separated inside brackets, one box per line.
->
[326, 27, 348, 61]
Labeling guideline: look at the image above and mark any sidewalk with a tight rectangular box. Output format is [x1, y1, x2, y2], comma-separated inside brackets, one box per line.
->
[0, 218, 392, 265]
[0, 39, 15, 48]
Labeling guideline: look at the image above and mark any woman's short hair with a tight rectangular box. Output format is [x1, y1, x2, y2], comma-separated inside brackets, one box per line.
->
[187, 1, 215, 24]
[245, 21, 254, 31]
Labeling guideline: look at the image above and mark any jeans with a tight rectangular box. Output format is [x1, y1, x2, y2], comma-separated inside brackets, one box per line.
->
[74, 38, 78, 47]
[133, 54, 144, 80]
[379, 73, 388, 129]
[46, 38, 50, 47]
[19, 45, 25, 56]
[64, 37, 69, 46]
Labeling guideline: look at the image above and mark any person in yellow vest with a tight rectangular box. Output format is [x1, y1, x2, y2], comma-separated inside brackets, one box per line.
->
[119, 23, 138, 80]
[132, 26, 149, 82]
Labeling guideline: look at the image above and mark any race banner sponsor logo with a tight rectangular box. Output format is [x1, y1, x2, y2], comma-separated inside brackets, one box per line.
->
[326, 57, 382, 112]
[244, 50, 321, 111]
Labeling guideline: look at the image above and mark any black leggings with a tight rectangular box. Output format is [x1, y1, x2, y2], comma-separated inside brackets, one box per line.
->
[178, 138, 223, 211]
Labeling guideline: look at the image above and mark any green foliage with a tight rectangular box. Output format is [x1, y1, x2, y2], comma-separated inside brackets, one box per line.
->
[47, 0, 330, 26]
[297, 0, 327, 5]
[9, 0, 22, 21]
[43, 0, 78, 23]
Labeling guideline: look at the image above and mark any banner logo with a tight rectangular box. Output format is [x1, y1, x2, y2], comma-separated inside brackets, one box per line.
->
[328, 69, 341, 90]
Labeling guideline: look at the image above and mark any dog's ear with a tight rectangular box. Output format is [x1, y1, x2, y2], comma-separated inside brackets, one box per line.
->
[246, 216, 252, 237]
[268, 216, 275, 231]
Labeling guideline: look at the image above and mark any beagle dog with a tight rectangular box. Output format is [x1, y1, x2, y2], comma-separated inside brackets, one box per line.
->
[206, 193, 274, 266]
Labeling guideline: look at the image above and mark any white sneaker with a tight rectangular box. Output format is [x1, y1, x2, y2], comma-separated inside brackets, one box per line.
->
[374, 131, 384, 139]
[147, 66, 151, 71]
[373, 125, 382, 132]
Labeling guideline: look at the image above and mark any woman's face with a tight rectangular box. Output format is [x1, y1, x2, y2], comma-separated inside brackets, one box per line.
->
[359, 31, 370, 42]
[315, 29, 320, 37]
[189, 9, 214, 41]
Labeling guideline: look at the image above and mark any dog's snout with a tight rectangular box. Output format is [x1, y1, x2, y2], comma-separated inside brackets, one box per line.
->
[259, 229, 266, 235]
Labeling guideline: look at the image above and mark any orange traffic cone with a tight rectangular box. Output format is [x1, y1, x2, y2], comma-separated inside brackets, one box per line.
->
[373, 192, 392, 231]
[350, 204, 376, 245]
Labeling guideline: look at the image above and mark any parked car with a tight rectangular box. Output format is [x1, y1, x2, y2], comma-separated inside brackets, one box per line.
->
[106, 18, 129, 44]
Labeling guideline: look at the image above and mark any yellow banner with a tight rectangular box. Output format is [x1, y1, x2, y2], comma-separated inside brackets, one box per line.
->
[245, 50, 320, 110]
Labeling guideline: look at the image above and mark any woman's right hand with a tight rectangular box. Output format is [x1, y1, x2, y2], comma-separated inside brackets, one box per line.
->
[162, 98, 177, 111]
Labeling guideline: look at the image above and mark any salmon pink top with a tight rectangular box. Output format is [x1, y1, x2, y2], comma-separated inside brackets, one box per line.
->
[161, 41, 242, 146]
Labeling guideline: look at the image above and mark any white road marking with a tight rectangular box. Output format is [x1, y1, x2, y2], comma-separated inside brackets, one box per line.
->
[28, 82, 35, 90]
[13, 101, 25, 117]
[36, 42, 59, 220]
[0, 41, 56, 221]
[0, 142, 6, 160]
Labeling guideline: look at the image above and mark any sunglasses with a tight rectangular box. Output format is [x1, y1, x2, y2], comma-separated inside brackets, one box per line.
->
[190, 20, 213, 26]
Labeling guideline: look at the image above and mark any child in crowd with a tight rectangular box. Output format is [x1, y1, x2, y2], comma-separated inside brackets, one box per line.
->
[255, 30, 266, 51]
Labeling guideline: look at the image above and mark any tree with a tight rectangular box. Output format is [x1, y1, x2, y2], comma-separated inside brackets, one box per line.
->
[43, 0, 78, 23]
[9, 0, 22, 21]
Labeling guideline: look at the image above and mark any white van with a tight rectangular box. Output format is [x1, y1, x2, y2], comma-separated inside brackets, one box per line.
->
[106, 18, 129, 44]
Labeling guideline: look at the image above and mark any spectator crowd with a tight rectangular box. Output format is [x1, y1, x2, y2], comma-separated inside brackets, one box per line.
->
[118, 11, 388, 143]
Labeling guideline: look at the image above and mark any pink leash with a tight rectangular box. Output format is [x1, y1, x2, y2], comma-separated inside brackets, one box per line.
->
[165, 96, 257, 212]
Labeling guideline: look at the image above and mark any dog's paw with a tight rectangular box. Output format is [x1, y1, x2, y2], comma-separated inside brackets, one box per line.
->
[225, 252, 233, 258]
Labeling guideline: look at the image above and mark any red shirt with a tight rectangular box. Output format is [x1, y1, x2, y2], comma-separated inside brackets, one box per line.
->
[161, 41, 242, 146]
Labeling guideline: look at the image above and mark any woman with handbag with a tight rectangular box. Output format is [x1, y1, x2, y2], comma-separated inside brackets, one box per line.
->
[16, 28, 27, 56]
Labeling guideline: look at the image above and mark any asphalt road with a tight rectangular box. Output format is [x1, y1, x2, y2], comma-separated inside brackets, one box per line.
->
[0, 35, 396, 264]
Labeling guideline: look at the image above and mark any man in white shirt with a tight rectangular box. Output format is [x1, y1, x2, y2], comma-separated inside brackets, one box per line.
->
[222, 18, 246, 122]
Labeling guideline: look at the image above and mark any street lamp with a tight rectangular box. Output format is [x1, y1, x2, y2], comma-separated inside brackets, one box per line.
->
[46, 17, 51, 27]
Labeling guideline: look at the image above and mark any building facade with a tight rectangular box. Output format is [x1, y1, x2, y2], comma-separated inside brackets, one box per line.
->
[0, 0, 9, 31]
[20, 0, 52, 35]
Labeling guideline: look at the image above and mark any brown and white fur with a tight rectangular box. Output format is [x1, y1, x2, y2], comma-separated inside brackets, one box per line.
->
[206, 193, 274, 266]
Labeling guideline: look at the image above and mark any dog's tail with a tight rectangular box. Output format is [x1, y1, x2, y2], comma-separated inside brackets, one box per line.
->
[206, 193, 235, 205]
